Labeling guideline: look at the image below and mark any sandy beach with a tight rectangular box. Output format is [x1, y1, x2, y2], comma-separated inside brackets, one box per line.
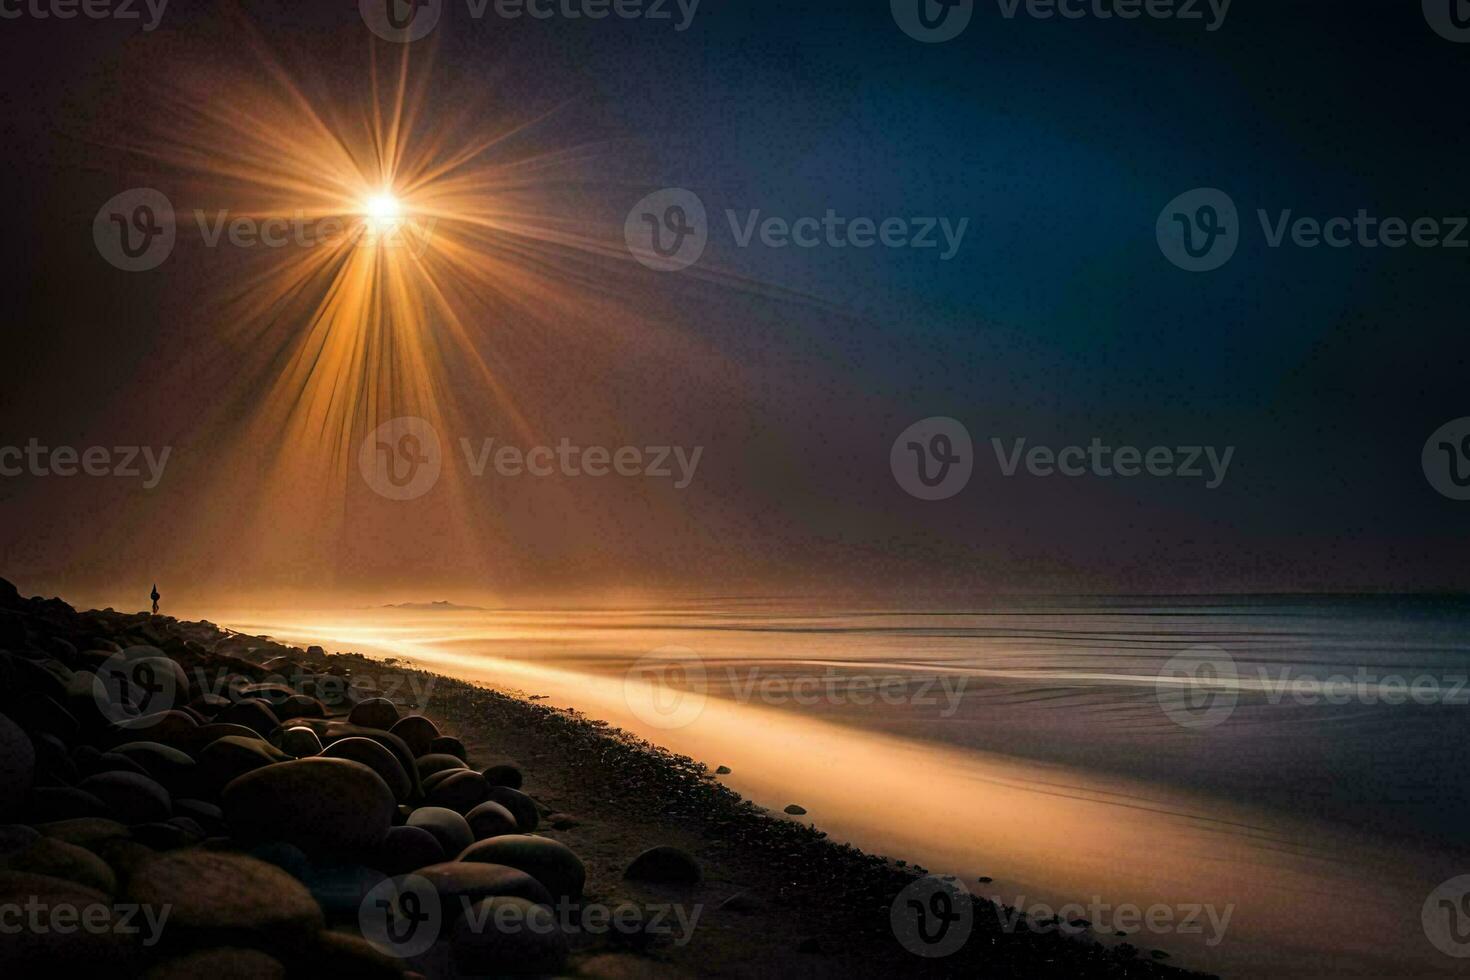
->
[0, 579, 1207, 977]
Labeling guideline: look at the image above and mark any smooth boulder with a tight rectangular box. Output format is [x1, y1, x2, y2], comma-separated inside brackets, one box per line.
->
[77, 771, 172, 824]
[0, 712, 35, 819]
[405, 806, 474, 859]
[125, 850, 324, 954]
[464, 800, 518, 841]
[320, 737, 412, 803]
[222, 757, 395, 856]
[388, 715, 438, 756]
[412, 861, 552, 917]
[426, 769, 488, 814]
[347, 697, 399, 731]
[459, 834, 585, 901]
[452, 896, 568, 975]
[624, 845, 701, 886]
[484, 786, 539, 831]
[481, 764, 522, 789]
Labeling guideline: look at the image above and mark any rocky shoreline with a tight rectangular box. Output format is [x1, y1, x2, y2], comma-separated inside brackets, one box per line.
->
[0, 578, 1210, 977]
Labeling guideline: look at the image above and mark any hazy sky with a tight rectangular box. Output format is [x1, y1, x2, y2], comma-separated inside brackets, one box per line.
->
[1, 1, 1467, 604]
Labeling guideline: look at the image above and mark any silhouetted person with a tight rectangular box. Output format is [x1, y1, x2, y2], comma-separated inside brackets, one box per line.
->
[151, 583, 160, 616]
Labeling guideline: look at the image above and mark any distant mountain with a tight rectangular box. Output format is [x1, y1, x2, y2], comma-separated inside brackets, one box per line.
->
[379, 600, 485, 611]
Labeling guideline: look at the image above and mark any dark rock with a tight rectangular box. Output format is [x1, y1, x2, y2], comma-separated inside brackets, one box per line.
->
[125, 850, 325, 954]
[29, 786, 109, 822]
[714, 765, 731, 775]
[277, 726, 324, 758]
[464, 800, 518, 841]
[34, 817, 130, 853]
[459, 834, 585, 901]
[412, 861, 552, 917]
[624, 846, 701, 886]
[111, 710, 197, 744]
[77, 770, 172, 824]
[415, 753, 467, 779]
[110, 741, 196, 793]
[484, 786, 539, 832]
[783, 804, 807, 815]
[317, 723, 422, 798]
[426, 769, 488, 814]
[31, 731, 78, 783]
[218, 699, 282, 738]
[0, 824, 40, 855]
[88, 750, 150, 777]
[175, 723, 266, 755]
[2, 712, 47, 808]
[320, 737, 412, 803]
[428, 735, 467, 761]
[369, 824, 445, 876]
[0, 871, 135, 971]
[222, 757, 396, 856]
[198, 735, 291, 796]
[248, 841, 311, 880]
[347, 697, 399, 730]
[389, 715, 438, 756]
[186, 693, 231, 717]
[421, 768, 462, 793]
[274, 694, 326, 721]
[481, 763, 522, 789]
[0, 835, 117, 894]
[172, 798, 223, 831]
[296, 930, 404, 980]
[405, 806, 474, 859]
[142, 948, 287, 980]
[452, 896, 568, 975]
[299, 861, 386, 924]
[131, 818, 205, 850]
